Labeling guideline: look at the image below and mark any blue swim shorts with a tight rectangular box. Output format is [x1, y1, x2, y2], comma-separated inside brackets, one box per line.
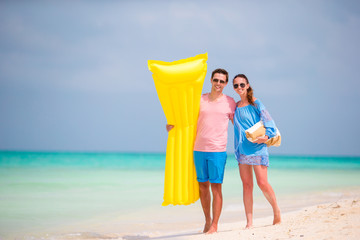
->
[193, 151, 227, 184]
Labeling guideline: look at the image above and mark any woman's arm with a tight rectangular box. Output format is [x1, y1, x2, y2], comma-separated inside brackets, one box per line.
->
[254, 100, 277, 143]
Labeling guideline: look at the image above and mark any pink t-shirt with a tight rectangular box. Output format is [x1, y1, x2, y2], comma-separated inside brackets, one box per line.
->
[194, 93, 236, 152]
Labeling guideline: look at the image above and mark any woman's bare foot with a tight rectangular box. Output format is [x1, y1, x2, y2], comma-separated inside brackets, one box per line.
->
[205, 224, 217, 234]
[245, 223, 253, 229]
[273, 210, 281, 225]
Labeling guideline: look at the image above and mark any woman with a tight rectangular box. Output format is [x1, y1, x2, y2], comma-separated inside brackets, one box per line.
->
[232, 74, 281, 228]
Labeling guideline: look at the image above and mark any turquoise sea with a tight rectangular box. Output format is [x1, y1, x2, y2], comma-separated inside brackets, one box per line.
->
[1, 151, 360, 239]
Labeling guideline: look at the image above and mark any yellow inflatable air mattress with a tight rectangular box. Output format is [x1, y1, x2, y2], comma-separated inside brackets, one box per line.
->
[148, 53, 208, 206]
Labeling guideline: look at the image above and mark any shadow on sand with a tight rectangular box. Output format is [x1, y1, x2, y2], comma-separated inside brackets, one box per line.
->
[122, 231, 201, 240]
[122, 229, 233, 240]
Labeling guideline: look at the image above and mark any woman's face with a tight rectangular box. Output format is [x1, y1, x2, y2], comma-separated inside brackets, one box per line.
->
[233, 77, 249, 96]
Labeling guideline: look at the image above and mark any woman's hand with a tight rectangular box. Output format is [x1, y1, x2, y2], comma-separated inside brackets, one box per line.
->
[166, 124, 174, 132]
[253, 135, 269, 144]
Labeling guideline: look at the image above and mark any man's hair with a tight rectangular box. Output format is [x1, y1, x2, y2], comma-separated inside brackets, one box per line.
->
[211, 68, 229, 82]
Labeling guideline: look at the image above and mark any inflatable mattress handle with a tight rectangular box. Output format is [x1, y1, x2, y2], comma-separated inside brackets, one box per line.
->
[148, 53, 208, 206]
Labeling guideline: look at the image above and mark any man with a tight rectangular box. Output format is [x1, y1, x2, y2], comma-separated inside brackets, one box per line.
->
[167, 68, 236, 234]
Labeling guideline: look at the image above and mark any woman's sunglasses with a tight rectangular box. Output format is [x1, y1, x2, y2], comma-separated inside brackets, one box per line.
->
[212, 78, 226, 84]
[233, 83, 246, 89]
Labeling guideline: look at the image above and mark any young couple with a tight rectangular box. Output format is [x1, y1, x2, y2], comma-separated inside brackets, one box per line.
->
[166, 68, 281, 234]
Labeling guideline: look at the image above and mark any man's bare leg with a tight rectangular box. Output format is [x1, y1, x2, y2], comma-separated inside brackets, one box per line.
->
[206, 183, 223, 234]
[199, 181, 212, 232]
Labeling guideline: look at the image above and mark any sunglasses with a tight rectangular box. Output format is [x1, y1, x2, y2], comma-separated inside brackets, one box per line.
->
[233, 83, 246, 89]
[212, 78, 226, 84]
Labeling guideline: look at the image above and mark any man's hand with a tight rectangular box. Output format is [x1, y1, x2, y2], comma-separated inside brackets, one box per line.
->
[166, 124, 175, 132]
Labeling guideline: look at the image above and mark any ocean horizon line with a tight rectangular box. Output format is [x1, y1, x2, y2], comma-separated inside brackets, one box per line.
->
[0, 149, 360, 159]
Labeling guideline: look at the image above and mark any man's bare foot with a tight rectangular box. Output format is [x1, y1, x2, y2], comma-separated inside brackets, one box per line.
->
[273, 210, 281, 225]
[205, 224, 217, 234]
[203, 222, 211, 233]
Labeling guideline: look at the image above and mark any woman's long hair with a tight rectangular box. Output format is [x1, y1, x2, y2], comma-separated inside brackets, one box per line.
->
[233, 74, 255, 106]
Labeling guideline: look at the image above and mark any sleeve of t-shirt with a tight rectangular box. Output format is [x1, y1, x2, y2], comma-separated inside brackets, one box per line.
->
[228, 97, 237, 120]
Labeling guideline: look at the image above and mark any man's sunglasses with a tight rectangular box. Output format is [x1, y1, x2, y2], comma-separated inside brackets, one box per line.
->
[212, 78, 226, 84]
[233, 83, 246, 89]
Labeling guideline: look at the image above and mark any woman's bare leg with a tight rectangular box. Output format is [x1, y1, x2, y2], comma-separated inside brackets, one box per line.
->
[239, 164, 254, 228]
[253, 165, 281, 225]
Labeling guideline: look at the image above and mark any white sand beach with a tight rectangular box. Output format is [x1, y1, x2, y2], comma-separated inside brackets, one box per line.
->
[115, 197, 360, 240]
[26, 187, 360, 240]
[165, 198, 360, 240]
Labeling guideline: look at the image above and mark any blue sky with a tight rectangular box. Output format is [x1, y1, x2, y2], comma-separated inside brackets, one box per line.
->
[1, 0, 360, 156]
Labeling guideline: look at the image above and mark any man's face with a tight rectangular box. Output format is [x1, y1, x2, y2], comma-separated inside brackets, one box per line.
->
[211, 73, 227, 93]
